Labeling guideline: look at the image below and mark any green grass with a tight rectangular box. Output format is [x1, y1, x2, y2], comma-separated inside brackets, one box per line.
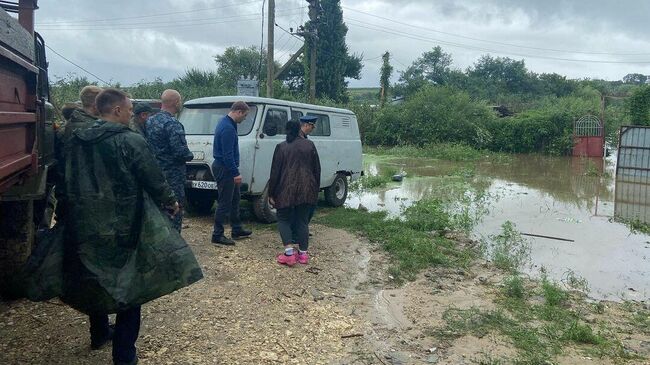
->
[364, 143, 513, 163]
[349, 167, 397, 191]
[614, 216, 650, 235]
[315, 200, 478, 281]
[503, 275, 526, 300]
[435, 276, 640, 364]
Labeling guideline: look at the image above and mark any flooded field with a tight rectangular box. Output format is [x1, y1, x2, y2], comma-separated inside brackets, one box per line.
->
[347, 153, 650, 301]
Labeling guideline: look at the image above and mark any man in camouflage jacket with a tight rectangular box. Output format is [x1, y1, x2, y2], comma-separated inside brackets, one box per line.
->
[145, 89, 194, 232]
[58, 85, 102, 141]
[62, 88, 203, 365]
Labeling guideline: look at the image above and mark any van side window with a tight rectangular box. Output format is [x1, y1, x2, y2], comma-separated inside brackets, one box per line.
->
[291, 110, 303, 122]
[263, 109, 288, 136]
[306, 113, 331, 136]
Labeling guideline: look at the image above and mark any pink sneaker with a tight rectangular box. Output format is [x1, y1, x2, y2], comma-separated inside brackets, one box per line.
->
[297, 252, 309, 265]
[277, 253, 297, 266]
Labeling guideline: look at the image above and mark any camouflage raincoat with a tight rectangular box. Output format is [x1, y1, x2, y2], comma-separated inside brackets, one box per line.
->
[61, 120, 203, 314]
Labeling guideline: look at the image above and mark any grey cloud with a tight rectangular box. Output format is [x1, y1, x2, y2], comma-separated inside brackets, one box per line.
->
[30, 0, 650, 87]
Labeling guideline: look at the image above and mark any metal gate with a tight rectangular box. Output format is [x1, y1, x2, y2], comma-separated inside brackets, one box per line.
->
[615, 126, 650, 223]
[573, 115, 604, 157]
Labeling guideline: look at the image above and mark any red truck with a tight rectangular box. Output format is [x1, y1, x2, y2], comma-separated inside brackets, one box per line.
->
[0, 0, 54, 292]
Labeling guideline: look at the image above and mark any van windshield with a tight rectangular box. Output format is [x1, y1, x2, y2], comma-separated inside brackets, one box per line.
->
[179, 104, 257, 136]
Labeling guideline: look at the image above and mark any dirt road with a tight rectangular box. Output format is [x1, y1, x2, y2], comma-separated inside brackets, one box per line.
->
[1, 216, 648, 364]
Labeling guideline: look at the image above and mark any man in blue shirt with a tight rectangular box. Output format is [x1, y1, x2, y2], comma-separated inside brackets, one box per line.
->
[145, 89, 194, 232]
[212, 101, 252, 245]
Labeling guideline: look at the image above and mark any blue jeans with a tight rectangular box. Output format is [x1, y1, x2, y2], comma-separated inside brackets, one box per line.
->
[211, 164, 242, 238]
[89, 306, 141, 363]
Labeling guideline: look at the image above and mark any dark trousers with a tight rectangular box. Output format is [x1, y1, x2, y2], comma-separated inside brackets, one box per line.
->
[89, 306, 141, 363]
[168, 181, 186, 233]
[291, 205, 316, 242]
[212, 164, 242, 238]
[278, 204, 314, 251]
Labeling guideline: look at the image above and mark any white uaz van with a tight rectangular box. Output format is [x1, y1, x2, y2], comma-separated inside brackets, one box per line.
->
[179, 96, 363, 223]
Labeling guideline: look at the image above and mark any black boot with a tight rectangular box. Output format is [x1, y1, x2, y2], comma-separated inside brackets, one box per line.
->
[91, 324, 114, 350]
[232, 229, 252, 240]
[212, 235, 235, 245]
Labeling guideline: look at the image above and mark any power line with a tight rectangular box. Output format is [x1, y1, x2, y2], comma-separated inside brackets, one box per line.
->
[39, 16, 261, 31]
[276, 37, 301, 61]
[342, 5, 650, 57]
[37, 0, 264, 25]
[45, 44, 109, 84]
[363, 54, 384, 62]
[38, 9, 305, 31]
[39, 12, 262, 29]
[392, 58, 409, 68]
[345, 18, 650, 64]
[39, 7, 306, 29]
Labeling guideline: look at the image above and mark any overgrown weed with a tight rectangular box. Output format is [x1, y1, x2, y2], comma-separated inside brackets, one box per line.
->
[483, 221, 531, 272]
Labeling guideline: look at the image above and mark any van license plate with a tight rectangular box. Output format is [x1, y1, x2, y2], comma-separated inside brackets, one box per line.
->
[190, 180, 218, 190]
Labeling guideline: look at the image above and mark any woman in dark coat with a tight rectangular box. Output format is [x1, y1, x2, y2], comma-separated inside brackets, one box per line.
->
[268, 117, 321, 266]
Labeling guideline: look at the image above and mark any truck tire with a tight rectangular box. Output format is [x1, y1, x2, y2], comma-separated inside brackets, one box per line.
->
[252, 185, 277, 223]
[324, 173, 348, 207]
[0, 200, 34, 293]
[186, 190, 215, 215]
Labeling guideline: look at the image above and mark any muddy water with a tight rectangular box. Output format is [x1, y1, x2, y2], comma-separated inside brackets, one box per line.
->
[347, 154, 650, 301]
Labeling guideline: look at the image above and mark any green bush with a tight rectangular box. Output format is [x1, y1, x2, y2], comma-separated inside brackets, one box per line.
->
[364, 86, 498, 148]
[403, 198, 451, 232]
[485, 92, 599, 155]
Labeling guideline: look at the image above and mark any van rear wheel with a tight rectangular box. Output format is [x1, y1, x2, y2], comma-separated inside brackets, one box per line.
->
[324, 174, 348, 207]
[252, 185, 277, 223]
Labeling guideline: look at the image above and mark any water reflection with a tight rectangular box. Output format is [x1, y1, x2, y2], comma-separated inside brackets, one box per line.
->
[348, 154, 649, 301]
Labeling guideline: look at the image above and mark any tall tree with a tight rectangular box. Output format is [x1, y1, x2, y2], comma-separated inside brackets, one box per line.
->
[214, 46, 269, 92]
[623, 73, 648, 85]
[304, 0, 362, 102]
[467, 55, 532, 97]
[379, 51, 393, 106]
[394, 46, 453, 97]
[629, 85, 650, 125]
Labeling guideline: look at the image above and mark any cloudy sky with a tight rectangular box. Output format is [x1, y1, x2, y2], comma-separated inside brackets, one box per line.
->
[29, 0, 650, 87]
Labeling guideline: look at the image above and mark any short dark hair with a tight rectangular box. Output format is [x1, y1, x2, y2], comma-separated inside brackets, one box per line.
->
[96, 88, 129, 116]
[230, 101, 250, 112]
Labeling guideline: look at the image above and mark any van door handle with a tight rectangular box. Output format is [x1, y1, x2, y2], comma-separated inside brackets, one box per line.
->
[259, 133, 265, 139]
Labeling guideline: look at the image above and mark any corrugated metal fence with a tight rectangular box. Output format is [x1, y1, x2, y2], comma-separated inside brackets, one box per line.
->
[615, 126, 650, 223]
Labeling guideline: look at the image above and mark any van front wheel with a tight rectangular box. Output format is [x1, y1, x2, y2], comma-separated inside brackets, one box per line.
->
[324, 174, 348, 207]
[252, 185, 277, 223]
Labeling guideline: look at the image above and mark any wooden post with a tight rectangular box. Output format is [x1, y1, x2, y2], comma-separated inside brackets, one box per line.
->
[309, 43, 316, 103]
[266, 0, 275, 98]
[307, 0, 319, 103]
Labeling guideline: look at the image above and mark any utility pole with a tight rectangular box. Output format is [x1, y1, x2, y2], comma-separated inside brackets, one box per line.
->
[306, 0, 319, 103]
[266, 0, 275, 98]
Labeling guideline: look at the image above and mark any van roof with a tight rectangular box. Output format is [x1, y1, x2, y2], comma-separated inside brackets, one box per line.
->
[184, 96, 355, 116]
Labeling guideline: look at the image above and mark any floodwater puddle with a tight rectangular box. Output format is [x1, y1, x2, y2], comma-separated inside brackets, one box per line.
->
[347, 153, 650, 301]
